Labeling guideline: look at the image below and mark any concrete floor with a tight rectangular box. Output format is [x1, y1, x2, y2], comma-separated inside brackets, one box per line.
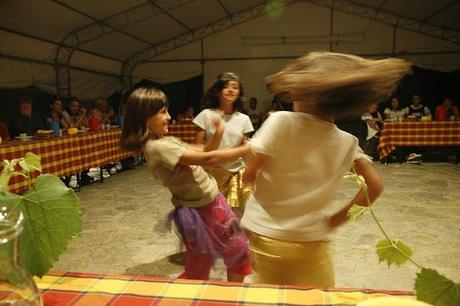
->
[53, 162, 460, 291]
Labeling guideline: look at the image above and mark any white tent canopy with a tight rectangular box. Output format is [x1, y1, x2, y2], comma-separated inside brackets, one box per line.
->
[1, 0, 459, 108]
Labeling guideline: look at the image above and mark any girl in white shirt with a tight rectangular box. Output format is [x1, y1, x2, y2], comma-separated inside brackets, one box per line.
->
[242, 52, 410, 286]
[194, 72, 254, 217]
[383, 97, 406, 121]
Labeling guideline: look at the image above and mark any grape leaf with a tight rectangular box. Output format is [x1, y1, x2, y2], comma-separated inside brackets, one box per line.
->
[19, 153, 42, 173]
[347, 204, 368, 221]
[376, 238, 413, 267]
[415, 268, 460, 306]
[18, 174, 83, 277]
[0, 187, 22, 209]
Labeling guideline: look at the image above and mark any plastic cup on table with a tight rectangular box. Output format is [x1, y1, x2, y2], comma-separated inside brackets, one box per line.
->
[50, 121, 60, 137]
[89, 117, 99, 132]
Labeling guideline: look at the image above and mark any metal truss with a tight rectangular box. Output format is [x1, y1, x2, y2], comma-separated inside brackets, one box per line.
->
[53, 0, 194, 97]
[307, 0, 460, 45]
[120, 0, 300, 89]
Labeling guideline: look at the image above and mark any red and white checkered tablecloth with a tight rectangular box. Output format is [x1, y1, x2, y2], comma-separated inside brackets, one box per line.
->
[0, 129, 133, 193]
[167, 122, 197, 143]
[378, 121, 460, 159]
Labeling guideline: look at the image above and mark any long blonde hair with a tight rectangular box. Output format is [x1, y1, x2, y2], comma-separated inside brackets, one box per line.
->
[266, 52, 411, 118]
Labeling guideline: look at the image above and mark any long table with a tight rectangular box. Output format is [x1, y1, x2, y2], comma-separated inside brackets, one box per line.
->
[378, 121, 460, 159]
[0, 129, 133, 193]
[168, 122, 197, 143]
[36, 271, 414, 306]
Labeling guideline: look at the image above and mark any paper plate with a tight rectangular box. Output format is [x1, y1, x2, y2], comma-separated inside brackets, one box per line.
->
[15, 136, 33, 141]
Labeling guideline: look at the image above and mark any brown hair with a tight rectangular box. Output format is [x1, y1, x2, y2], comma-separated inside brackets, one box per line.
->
[120, 87, 169, 152]
[201, 72, 245, 111]
[265, 52, 411, 118]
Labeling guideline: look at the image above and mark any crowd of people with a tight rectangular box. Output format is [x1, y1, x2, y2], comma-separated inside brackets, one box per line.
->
[0, 96, 119, 139]
[361, 94, 458, 162]
[0, 96, 124, 187]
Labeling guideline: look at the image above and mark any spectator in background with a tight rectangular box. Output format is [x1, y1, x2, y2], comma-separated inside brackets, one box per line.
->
[435, 98, 459, 121]
[45, 98, 72, 130]
[265, 94, 287, 119]
[65, 97, 89, 128]
[383, 97, 406, 121]
[0, 120, 9, 141]
[177, 106, 194, 122]
[404, 95, 431, 120]
[91, 97, 116, 124]
[247, 97, 262, 131]
[9, 96, 44, 137]
[361, 103, 383, 158]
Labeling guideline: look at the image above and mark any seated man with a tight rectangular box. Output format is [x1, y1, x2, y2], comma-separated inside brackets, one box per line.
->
[9, 96, 44, 137]
[361, 104, 382, 158]
[404, 95, 431, 120]
[247, 97, 262, 131]
[91, 97, 116, 124]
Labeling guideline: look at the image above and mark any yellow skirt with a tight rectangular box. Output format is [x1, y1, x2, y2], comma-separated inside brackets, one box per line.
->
[248, 232, 335, 286]
[205, 167, 252, 218]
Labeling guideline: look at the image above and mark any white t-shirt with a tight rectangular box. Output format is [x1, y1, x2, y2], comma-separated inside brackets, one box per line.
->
[193, 108, 254, 172]
[383, 108, 406, 121]
[241, 111, 366, 242]
[361, 112, 379, 140]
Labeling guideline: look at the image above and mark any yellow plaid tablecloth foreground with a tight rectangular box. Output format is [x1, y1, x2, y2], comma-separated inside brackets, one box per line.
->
[36, 271, 414, 306]
[378, 121, 460, 159]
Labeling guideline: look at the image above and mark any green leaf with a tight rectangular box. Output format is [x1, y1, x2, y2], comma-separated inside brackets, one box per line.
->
[415, 268, 460, 306]
[347, 204, 368, 221]
[18, 174, 83, 277]
[343, 172, 367, 188]
[0, 187, 22, 210]
[19, 153, 42, 173]
[0, 172, 12, 190]
[376, 238, 413, 267]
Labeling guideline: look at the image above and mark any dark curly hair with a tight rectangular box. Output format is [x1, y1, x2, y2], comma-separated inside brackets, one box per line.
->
[200, 72, 245, 112]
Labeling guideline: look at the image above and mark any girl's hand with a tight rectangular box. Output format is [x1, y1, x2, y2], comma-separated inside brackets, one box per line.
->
[209, 111, 224, 130]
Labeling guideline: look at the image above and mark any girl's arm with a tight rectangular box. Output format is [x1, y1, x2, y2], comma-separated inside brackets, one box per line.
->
[366, 119, 379, 131]
[243, 150, 264, 184]
[201, 115, 224, 151]
[178, 143, 250, 167]
[195, 130, 206, 144]
[60, 115, 71, 129]
[328, 158, 384, 229]
[188, 115, 224, 152]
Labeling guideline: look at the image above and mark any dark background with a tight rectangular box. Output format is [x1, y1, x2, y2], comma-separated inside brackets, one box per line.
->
[1, 66, 459, 128]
